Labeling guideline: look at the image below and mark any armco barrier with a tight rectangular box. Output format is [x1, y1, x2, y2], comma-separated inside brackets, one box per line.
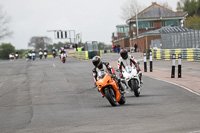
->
[151, 48, 200, 61]
[74, 51, 102, 60]
[164, 49, 170, 60]
[75, 51, 89, 60]
[186, 49, 194, 61]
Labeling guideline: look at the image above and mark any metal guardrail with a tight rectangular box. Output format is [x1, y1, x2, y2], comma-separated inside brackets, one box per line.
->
[151, 48, 200, 61]
[75, 51, 102, 60]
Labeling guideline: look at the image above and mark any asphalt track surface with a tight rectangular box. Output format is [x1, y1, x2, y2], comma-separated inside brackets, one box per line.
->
[0, 55, 200, 133]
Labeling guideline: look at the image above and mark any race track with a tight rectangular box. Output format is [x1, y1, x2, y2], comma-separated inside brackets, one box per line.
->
[0, 55, 199, 133]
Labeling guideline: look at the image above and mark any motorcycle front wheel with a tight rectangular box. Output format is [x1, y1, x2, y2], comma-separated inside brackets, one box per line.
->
[118, 95, 126, 105]
[131, 79, 140, 97]
[104, 87, 117, 106]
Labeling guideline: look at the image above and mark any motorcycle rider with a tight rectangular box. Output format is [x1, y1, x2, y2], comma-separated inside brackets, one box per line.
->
[60, 47, 66, 54]
[39, 48, 43, 53]
[118, 49, 142, 83]
[15, 51, 19, 59]
[28, 50, 32, 60]
[44, 48, 48, 54]
[32, 50, 36, 59]
[92, 56, 124, 93]
[52, 48, 56, 53]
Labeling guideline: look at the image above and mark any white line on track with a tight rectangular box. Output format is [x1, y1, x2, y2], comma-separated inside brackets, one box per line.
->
[145, 75, 200, 96]
[0, 82, 4, 88]
[53, 63, 56, 68]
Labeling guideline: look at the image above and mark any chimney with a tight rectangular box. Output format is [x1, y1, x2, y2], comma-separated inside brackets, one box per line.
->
[152, 2, 156, 5]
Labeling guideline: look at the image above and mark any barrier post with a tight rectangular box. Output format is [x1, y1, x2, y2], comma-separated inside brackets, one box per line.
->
[144, 52, 147, 72]
[150, 51, 153, 72]
[178, 54, 182, 78]
[171, 54, 176, 78]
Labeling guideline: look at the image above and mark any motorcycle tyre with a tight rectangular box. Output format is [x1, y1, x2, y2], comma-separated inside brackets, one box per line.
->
[104, 88, 117, 106]
[131, 80, 140, 97]
[118, 95, 126, 105]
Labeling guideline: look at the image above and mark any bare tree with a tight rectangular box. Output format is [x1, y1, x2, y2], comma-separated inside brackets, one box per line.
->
[120, 0, 143, 20]
[28, 37, 52, 50]
[0, 5, 12, 40]
[176, 0, 185, 11]
[159, 2, 173, 10]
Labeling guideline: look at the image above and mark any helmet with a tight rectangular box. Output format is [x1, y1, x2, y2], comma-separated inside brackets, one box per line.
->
[120, 49, 128, 60]
[92, 56, 103, 69]
[61, 47, 64, 50]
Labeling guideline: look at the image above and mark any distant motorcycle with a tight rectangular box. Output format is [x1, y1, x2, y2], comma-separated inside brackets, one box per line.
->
[52, 51, 56, 58]
[15, 54, 19, 59]
[9, 54, 15, 61]
[117, 64, 141, 97]
[61, 53, 66, 63]
[28, 53, 32, 60]
[32, 53, 36, 61]
[39, 51, 43, 59]
[44, 52, 47, 59]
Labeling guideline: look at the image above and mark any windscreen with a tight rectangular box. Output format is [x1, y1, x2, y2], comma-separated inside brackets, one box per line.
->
[97, 71, 106, 79]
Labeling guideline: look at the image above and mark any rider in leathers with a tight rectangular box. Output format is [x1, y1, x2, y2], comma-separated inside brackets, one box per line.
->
[118, 49, 142, 83]
[60, 47, 66, 54]
[92, 56, 124, 93]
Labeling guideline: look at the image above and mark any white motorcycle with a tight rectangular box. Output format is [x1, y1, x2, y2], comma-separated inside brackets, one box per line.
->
[32, 53, 36, 60]
[15, 54, 19, 59]
[44, 52, 47, 59]
[61, 53, 66, 63]
[118, 65, 141, 97]
[39, 51, 43, 59]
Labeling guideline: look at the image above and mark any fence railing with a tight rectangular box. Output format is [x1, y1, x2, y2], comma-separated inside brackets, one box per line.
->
[75, 51, 102, 60]
[151, 48, 200, 61]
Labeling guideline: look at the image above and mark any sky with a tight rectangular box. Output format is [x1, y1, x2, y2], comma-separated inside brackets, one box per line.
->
[0, 0, 180, 49]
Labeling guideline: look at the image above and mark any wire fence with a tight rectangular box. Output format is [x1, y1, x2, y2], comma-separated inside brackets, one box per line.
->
[150, 26, 200, 49]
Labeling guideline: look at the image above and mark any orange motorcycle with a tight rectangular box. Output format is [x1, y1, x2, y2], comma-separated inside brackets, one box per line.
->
[96, 71, 126, 106]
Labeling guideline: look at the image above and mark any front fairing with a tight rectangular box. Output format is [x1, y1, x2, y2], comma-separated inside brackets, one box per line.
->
[96, 73, 121, 102]
[122, 66, 138, 81]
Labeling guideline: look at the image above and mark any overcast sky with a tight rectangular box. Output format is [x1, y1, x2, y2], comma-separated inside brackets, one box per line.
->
[1, 0, 180, 49]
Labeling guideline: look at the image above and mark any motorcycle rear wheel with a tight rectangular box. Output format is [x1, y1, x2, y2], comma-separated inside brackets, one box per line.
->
[131, 80, 140, 97]
[104, 88, 117, 106]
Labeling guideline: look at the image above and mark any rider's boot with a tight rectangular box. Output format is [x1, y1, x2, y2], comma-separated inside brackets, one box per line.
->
[139, 73, 143, 84]
[118, 82, 125, 95]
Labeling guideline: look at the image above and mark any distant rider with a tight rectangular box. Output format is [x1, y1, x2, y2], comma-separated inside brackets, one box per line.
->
[39, 48, 43, 54]
[28, 50, 32, 60]
[52, 48, 56, 54]
[92, 56, 124, 93]
[60, 47, 66, 54]
[44, 49, 48, 54]
[118, 49, 142, 83]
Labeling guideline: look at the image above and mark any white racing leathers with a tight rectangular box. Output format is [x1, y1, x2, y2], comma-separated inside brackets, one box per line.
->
[117, 55, 142, 96]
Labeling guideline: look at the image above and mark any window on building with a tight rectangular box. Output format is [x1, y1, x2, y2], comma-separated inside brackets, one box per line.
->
[149, 21, 154, 28]
[117, 26, 129, 37]
[162, 20, 179, 27]
[118, 27, 124, 33]
[138, 21, 154, 29]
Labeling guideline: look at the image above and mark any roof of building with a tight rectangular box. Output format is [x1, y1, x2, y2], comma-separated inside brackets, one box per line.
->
[128, 3, 187, 21]
[116, 24, 129, 27]
[138, 26, 191, 37]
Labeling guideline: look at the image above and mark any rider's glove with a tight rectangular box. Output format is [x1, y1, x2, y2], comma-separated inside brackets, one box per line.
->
[92, 68, 96, 73]
[104, 62, 109, 66]
[111, 73, 116, 79]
